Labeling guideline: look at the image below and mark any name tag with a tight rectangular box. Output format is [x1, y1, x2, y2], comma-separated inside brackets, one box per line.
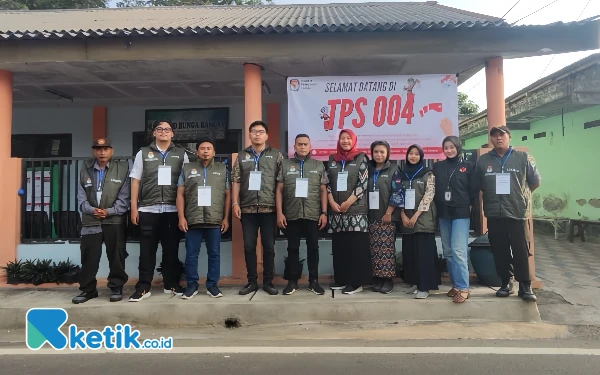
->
[158, 165, 171, 186]
[337, 172, 348, 192]
[496, 173, 511, 195]
[404, 189, 416, 210]
[249, 171, 262, 191]
[295, 178, 308, 198]
[369, 191, 379, 210]
[444, 190, 452, 202]
[198, 186, 211, 207]
[96, 191, 102, 205]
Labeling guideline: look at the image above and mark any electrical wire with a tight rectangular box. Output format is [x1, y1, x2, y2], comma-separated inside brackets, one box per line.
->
[510, 0, 560, 25]
[502, 0, 522, 19]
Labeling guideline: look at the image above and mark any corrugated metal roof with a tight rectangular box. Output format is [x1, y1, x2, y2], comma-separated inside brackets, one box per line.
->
[0, 2, 508, 40]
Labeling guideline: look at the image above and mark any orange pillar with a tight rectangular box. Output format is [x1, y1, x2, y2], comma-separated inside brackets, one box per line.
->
[0, 70, 12, 159]
[92, 106, 107, 141]
[485, 57, 506, 147]
[266, 103, 280, 149]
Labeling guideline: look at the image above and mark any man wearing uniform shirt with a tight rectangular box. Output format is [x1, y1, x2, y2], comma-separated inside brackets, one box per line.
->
[474, 125, 541, 302]
[176, 138, 231, 299]
[73, 139, 130, 304]
[276, 134, 328, 296]
[129, 119, 189, 302]
[231, 120, 284, 296]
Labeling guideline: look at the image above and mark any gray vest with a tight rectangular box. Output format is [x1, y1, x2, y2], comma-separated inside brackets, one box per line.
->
[477, 149, 531, 220]
[398, 170, 437, 234]
[182, 160, 228, 226]
[80, 159, 129, 226]
[138, 142, 186, 207]
[368, 161, 400, 222]
[327, 153, 368, 215]
[238, 146, 280, 208]
[281, 155, 324, 222]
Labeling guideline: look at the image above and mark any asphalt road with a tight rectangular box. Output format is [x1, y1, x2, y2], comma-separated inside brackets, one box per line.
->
[2, 353, 600, 375]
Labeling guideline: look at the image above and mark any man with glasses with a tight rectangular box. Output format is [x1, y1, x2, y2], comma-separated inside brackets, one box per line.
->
[129, 119, 189, 302]
[232, 121, 284, 296]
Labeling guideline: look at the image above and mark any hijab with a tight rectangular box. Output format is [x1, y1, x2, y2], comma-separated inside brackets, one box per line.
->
[333, 129, 361, 162]
[442, 136, 463, 164]
[402, 144, 430, 179]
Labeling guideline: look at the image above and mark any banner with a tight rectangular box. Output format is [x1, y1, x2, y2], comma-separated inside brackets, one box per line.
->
[287, 75, 458, 160]
[145, 108, 229, 142]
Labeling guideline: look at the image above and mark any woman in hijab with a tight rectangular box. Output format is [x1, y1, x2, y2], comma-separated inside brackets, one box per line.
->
[326, 129, 372, 295]
[368, 141, 400, 294]
[433, 136, 477, 303]
[389, 144, 440, 299]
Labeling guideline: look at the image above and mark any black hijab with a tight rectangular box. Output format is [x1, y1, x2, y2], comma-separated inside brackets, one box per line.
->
[442, 136, 463, 164]
[402, 144, 430, 179]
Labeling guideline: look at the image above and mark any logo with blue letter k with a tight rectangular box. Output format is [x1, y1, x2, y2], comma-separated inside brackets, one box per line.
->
[26, 308, 69, 350]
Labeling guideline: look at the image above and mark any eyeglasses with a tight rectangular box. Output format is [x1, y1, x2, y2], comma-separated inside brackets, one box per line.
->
[155, 127, 172, 133]
[250, 130, 266, 135]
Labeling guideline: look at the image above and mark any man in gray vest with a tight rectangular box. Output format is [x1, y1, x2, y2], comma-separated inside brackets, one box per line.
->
[474, 126, 541, 302]
[232, 120, 284, 296]
[129, 119, 189, 302]
[177, 138, 230, 299]
[276, 134, 328, 295]
[73, 138, 130, 304]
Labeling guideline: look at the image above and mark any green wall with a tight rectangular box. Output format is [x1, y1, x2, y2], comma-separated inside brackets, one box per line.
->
[463, 105, 600, 220]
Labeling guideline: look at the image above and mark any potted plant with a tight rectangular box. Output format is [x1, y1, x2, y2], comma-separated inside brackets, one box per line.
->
[19, 259, 37, 284]
[53, 258, 80, 284]
[31, 259, 54, 286]
[2, 260, 23, 284]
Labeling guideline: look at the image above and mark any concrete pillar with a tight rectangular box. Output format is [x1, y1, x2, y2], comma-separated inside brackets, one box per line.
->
[485, 57, 506, 147]
[266, 103, 281, 149]
[0, 70, 12, 159]
[92, 106, 107, 141]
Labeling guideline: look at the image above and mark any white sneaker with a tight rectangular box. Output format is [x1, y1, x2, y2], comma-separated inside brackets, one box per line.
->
[406, 285, 418, 294]
[415, 291, 429, 299]
[342, 286, 363, 295]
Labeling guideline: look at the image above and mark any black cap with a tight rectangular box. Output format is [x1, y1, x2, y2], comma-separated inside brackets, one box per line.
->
[489, 126, 511, 136]
[92, 138, 113, 148]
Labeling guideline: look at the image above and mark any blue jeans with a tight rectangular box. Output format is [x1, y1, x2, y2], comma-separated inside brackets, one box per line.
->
[184, 228, 221, 288]
[439, 217, 470, 290]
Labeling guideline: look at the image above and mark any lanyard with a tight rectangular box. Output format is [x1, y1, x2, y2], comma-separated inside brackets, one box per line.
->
[300, 160, 304, 178]
[97, 169, 103, 191]
[251, 149, 262, 171]
[341, 160, 346, 172]
[494, 148, 513, 173]
[158, 150, 170, 165]
[203, 166, 207, 187]
[373, 170, 380, 191]
[446, 158, 463, 189]
[403, 166, 423, 189]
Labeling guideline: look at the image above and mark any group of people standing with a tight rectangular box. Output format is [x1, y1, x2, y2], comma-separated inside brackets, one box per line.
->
[72, 119, 541, 305]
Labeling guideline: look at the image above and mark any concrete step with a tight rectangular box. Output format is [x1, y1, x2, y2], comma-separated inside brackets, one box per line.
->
[0, 284, 540, 330]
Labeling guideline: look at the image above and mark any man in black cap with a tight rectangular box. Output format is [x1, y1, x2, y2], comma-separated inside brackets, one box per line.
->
[474, 126, 541, 302]
[73, 138, 131, 304]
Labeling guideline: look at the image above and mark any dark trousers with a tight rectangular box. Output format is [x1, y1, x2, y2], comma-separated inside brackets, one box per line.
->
[286, 219, 320, 280]
[136, 211, 183, 292]
[241, 212, 277, 283]
[184, 228, 221, 288]
[79, 224, 128, 292]
[487, 217, 531, 284]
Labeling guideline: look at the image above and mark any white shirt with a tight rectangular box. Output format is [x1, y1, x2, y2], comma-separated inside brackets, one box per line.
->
[130, 144, 190, 213]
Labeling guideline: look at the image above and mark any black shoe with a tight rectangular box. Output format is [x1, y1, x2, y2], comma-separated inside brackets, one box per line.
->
[308, 280, 325, 295]
[283, 281, 299, 295]
[181, 284, 199, 300]
[496, 280, 514, 298]
[128, 289, 151, 302]
[109, 287, 123, 302]
[207, 285, 224, 298]
[329, 282, 346, 290]
[239, 281, 259, 295]
[379, 278, 394, 294]
[72, 291, 98, 304]
[263, 282, 279, 296]
[164, 285, 185, 296]
[518, 282, 537, 302]
[372, 277, 383, 292]
[342, 285, 363, 295]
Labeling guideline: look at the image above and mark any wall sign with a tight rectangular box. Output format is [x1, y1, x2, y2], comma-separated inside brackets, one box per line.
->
[145, 107, 229, 142]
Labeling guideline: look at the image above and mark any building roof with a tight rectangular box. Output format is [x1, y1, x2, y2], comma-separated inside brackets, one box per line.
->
[0, 1, 509, 40]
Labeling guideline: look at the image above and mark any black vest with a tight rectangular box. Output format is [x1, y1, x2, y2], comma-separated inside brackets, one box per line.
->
[80, 159, 129, 226]
[138, 142, 186, 206]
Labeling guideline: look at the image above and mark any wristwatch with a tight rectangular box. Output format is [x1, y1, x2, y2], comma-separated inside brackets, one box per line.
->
[321, 212, 327, 216]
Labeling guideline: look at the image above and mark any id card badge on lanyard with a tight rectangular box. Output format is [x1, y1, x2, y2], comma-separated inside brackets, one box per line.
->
[295, 160, 308, 198]
[96, 169, 103, 204]
[248, 150, 262, 191]
[403, 166, 423, 210]
[495, 149, 513, 195]
[337, 160, 348, 192]
[157, 150, 171, 186]
[369, 170, 380, 210]
[198, 167, 212, 206]
[445, 161, 461, 202]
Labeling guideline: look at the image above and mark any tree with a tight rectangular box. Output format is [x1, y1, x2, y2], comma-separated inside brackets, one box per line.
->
[0, 0, 106, 9]
[116, 0, 272, 7]
[458, 92, 480, 116]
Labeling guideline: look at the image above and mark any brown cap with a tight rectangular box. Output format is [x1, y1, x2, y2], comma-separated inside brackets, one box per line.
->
[92, 138, 113, 148]
[489, 126, 511, 136]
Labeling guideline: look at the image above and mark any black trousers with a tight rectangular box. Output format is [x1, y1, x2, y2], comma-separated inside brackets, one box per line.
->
[286, 219, 320, 280]
[487, 217, 531, 284]
[241, 212, 277, 283]
[79, 224, 128, 292]
[136, 211, 183, 292]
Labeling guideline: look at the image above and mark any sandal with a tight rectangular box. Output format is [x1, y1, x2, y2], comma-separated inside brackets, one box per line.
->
[447, 287, 459, 298]
[452, 290, 470, 304]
